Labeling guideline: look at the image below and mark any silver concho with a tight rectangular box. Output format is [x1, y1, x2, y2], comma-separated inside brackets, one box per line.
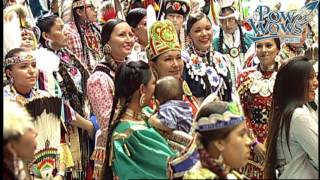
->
[250, 80, 261, 94]
[260, 79, 271, 97]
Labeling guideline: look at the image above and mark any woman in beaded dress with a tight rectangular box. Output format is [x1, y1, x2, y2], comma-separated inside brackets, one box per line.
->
[236, 37, 280, 179]
[183, 100, 251, 179]
[182, 12, 233, 104]
[36, 14, 95, 179]
[86, 19, 135, 178]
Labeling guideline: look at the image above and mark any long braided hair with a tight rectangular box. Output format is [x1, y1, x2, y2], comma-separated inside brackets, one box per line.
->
[102, 61, 152, 179]
[72, 0, 92, 70]
[217, 7, 247, 54]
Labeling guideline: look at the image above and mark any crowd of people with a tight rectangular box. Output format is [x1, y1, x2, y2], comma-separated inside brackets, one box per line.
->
[3, 0, 319, 179]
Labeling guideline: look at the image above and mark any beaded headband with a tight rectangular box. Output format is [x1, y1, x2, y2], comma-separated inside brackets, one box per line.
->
[72, 0, 94, 9]
[196, 102, 244, 132]
[4, 52, 35, 67]
[146, 20, 181, 61]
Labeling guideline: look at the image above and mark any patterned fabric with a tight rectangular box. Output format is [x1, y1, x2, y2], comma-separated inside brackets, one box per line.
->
[72, 0, 95, 9]
[64, 21, 103, 72]
[146, 20, 181, 60]
[183, 166, 218, 179]
[36, 48, 90, 176]
[157, 100, 193, 133]
[56, 48, 90, 117]
[65, 21, 84, 64]
[278, 43, 307, 67]
[183, 162, 247, 179]
[110, 120, 176, 179]
[127, 42, 148, 63]
[170, 137, 200, 178]
[87, 63, 115, 151]
[157, 129, 193, 153]
[237, 66, 276, 179]
[182, 45, 232, 101]
[212, 28, 254, 91]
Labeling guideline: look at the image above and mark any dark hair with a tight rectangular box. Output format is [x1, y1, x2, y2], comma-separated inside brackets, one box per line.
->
[264, 56, 314, 179]
[186, 12, 211, 35]
[155, 76, 183, 104]
[255, 37, 281, 70]
[5, 48, 25, 61]
[126, 8, 146, 28]
[219, 6, 235, 17]
[107, 60, 152, 140]
[72, 0, 89, 66]
[195, 101, 239, 149]
[36, 14, 59, 47]
[4, 48, 26, 78]
[101, 19, 126, 46]
[255, 37, 281, 50]
[104, 62, 152, 178]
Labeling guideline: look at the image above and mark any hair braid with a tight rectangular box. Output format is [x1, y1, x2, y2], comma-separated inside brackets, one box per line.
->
[218, 27, 224, 53]
[238, 24, 247, 53]
[73, 8, 92, 71]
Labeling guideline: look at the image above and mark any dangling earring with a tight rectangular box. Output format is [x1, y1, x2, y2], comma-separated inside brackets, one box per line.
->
[152, 69, 159, 80]
[140, 94, 146, 107]
[12, 150, 19, 176]
[216, 153, 224, 165]
[45, 39, 52, 49]
[103, 43, 112, 55]
[9, 77, 14, 85]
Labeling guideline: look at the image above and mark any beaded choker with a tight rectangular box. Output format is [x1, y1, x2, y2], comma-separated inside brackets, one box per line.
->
[123, 108, 143, 121]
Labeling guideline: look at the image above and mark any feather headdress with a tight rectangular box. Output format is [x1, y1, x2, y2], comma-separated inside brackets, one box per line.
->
[3, 100, 34, 141]
[3, 5, 26, 56]
[25, 97, 65, 178]
[25, 97, 63, 150]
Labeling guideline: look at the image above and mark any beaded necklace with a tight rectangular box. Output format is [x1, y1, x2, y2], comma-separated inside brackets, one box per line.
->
[248, 65, 277, 97]
[9, 85, 40, 106]
[185, 43, 229, 95]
